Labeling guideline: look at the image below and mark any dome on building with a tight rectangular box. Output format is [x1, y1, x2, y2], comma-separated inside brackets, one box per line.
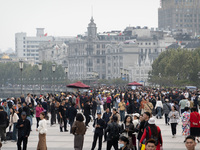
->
[1, 54, 10, 60]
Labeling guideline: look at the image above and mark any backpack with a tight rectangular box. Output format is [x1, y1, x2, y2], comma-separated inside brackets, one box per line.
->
[110, 123, 120, 140]
[146, 126, 160, 146]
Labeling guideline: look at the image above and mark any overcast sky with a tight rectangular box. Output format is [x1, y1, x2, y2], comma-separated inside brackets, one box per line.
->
[0, 0, 160, 51]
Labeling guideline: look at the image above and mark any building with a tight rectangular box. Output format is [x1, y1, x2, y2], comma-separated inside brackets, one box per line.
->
[158, 0, 200, 36]
[15, 28, 53, 64]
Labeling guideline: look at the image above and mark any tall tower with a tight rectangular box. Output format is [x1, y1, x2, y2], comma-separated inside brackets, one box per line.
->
[87, 17, 97, 41]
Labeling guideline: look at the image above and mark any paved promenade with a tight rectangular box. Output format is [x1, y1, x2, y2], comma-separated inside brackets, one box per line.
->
[2, 116, 200, 150]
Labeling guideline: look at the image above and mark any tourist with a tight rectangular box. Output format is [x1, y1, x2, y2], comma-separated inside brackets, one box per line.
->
[2, 101, 10, 117]
[190, 107, 200, 143]
[109, 108, 120, 124]
[91, 112, 105, 150]
[144, 98, 154, 114]
[102, 108, 112, 142]
[185, 135, 197, 150]
[139, 118, 163, 150]
[50, 100, 56, 126]
[0, 106, 8, 144]
[118, 98, 126, 122]
[36, 112, 47, 150]
[68, 103, 77, 133]
[145, 139, 157, 150]
[16, 111, 31, 150]
[9, 108, 19, 142]
[155, 99, 163, 119]
[59, 100, 68, 132]
[91, 97, 97, 121]
[119, 136, 129, 150]
[106, 115, 121, 150]
[120, 115, 135, 150]
[168, 105, 179, 138]
[162, 99, 171, 125]
[35, 103, 44, 128]
[84, 100, 91, 127]
[181, 107, 190, 138]
[72, 113, 87, 150]
[179, 97, 190, 114]
[106, 93, 112, 110]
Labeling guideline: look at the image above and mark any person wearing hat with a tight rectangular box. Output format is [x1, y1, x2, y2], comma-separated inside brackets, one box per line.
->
[119, 136, 129, 150]
[91, 112, 105, 150]
[16, 111, 31, 150]
[139, 118, 163, 150]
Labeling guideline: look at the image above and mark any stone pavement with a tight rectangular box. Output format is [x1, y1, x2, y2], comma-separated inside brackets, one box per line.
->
[2, 115, 200, 150]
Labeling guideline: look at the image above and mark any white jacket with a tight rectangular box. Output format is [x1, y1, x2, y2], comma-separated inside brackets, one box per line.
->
[38, 119, 47, 134]
[155, 100, 163, 109]
[9, 113, 19, 126]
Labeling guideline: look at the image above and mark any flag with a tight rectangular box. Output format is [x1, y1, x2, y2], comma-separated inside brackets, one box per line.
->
[44, 33, 47, 36]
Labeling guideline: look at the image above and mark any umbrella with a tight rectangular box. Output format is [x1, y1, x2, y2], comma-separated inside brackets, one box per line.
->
[128, 81, 143, 86]
[67, 81, 90, 89]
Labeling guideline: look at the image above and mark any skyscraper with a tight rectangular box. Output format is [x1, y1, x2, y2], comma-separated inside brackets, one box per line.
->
[158, 0, 200, 36]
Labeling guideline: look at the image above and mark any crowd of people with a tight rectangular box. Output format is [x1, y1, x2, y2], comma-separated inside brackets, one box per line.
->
[0, 86, 200, 150]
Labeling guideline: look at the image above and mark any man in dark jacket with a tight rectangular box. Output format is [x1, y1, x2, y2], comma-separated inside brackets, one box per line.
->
[0, 106, 8, 144]
[16, 111, 31, 150]
[59, 100, 68, 132]
[106, 115, 121, 150]
[84, 100, 91, 127]
[102, 108, 112, 142]
[91, 112, 105, 150]
[50, 100, 56, 126]
[68, 103, 77, 133]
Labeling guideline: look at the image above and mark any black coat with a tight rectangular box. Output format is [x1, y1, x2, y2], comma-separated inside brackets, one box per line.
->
[16, 118, 31, 138]
[93, 118, 105, 135]
[68, 106, 77, 122]
[50, 103, 56, 114]
[84, 103, 91, 116]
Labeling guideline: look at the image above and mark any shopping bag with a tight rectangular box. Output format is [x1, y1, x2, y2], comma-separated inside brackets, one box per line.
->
[141, 144, 145, 150]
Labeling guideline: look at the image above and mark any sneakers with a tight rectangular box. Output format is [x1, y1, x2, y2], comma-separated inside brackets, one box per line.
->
[172, 135, 176, 138]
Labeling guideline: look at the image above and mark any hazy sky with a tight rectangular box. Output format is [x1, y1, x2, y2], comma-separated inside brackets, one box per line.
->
[0, 0, 160, 51]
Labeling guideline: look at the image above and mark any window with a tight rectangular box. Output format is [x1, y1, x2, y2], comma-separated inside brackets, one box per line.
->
[102, 59, 105, 64]
[102, 50, 105, 55]
[97, 59, 100, 63]
[97, 44, 100, 48]
[96, 50, 100, 55]
[102, 44, 105, 48]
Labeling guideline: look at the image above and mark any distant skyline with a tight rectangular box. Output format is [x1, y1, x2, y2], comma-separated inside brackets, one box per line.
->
[0, 0, 160, 51]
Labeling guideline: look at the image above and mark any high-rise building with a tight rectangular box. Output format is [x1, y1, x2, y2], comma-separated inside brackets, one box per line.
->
[15, 28, 53, 64]
[158, 0, 200, 36]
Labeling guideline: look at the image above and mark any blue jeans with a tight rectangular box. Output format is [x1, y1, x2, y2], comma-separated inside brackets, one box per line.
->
[12, 123, 17, 141]
[157, 107, 162, 118]
[27, 116, 32, 129]
[120, 110, 125, 122]
[97, 106, 101, 114]
[115, 102, 119, 109]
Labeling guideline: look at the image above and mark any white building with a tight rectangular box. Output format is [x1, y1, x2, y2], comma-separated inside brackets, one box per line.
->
[15, 28, 54, 64]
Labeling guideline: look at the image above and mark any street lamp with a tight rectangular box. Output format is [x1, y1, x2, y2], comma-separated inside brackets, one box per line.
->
[120, 68, 123, 79]
[52, 64, 56, 94]
[19, 60, 24, 95]
[38, 62, 42, 94]
[64, 67, 68, 81]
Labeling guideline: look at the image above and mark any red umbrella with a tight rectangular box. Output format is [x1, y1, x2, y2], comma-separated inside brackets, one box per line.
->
[128, 81, 143, 86]
[66, 81, 90, 89]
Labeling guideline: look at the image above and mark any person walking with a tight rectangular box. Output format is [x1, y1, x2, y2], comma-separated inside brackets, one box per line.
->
[68, 103, 77, 133]
[162, 99, 171, 125]
[16, 112, 31, 150]
[102, 108, 112, 142]
[50, 100, 56, 126]
[59, 100, 68, 132]
[0, 106, 8, 144]
[144, 98, 154, 114]
[37, 112, 47, 150]
[91, 112, 105, 150]
[91, 97, 97, 121]
[168, 106, 179, 138]
[9, 108, 19, 142]
[84, 100, 91, 127]
[106, 94, 112, 110]
[118, 98, 126, 122]
[119, 136, 129, 150]
[190, 107, 200, 143]
[72, 113, 87, 150]
[181, 107, 190, 138]
[139, 118, 163, 150]
[155, 99, 163, 119]
[35, 103, 44, 129]
[106, 115, 121, 150]
[120, 115, 135, 150]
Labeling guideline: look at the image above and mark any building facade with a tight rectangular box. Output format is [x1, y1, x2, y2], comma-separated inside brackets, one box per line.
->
[158, 0, 200, 36]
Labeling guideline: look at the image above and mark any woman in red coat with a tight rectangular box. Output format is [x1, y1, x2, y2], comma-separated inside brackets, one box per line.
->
[190, 107, 200, 143]
[139, 118, 163, 150]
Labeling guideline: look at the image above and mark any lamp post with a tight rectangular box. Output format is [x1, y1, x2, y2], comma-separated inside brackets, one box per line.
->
[64, 67, 68, 82]
[38, 62, 42, 95]
[19, 60, 24, 95]
[52, 64, 56, 94]
[120, 68, 123, 79]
